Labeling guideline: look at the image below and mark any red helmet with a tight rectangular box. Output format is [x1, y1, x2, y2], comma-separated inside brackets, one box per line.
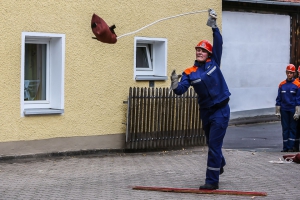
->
[298, 66, 300, 72]
[195, 40, 212, 54]
[286, 64, 296, 72]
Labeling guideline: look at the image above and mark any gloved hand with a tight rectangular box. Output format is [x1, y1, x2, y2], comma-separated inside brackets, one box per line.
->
[170, 70, 182, 90]
[293, 106, 300, 120]
[275, 106, 281, 119]
[206, 8, 217, 28]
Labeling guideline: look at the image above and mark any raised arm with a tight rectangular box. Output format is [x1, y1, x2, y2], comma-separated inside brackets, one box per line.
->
[212, 28, 223, 66]
[206, 9, 223, 67]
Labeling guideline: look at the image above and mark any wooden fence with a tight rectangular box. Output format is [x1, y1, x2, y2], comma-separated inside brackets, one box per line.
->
[124, 87, 206, 150]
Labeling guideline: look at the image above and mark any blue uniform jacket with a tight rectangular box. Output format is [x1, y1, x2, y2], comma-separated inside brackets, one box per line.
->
[173, 28, 231, 108]
[276, 78, 300, 111]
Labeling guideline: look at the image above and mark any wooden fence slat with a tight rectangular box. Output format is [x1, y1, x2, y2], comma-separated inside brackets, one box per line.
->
[130, 87, 135, 149]
[180, 94, 186, 146]
[164, 88, 169, 148]
[191, 89, 196, 145]
[188, 88, 194, 146]
[141, 87, 146, 149]
[126, 88, 132, 149]
[153, 88, 159, 148]
[158, 88, 163, 148]
[195, 96, 201, 145]
[184, 92, 188, 146]
[175, 93, 180, 146]
[168, 89, 174, 147]
[135, 87, 140, 150]
[176, 93, 179, 147]
[146, 88, 153, 149]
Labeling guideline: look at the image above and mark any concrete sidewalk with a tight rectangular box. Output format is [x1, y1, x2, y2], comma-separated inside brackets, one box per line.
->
[0, 146, 298, 199]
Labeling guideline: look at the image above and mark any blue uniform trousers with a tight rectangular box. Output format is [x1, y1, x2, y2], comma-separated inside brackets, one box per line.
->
[201, 104, 230, 185]
[295, 120, 300, 151]
[281, 110, 297, 151]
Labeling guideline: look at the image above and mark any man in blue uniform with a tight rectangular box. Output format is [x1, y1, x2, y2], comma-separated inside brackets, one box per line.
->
[295, 66, 300, 152]
[275, 64, 300, 152]
[171, 9, 231, 190]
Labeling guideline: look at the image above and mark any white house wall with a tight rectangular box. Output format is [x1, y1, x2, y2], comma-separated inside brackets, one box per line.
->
[222, 11, 290, 119]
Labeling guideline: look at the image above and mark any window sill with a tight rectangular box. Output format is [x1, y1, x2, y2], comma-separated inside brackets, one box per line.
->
[135, 75, 168, 81]
[24, 108, 64, 116]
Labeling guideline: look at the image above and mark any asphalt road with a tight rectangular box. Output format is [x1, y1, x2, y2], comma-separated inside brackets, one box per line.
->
[223, 121, 282, 151]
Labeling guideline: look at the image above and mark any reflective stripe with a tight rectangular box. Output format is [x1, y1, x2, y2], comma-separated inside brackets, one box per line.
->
[191, 79, 201, 84]
[291, 91, 296, 93]
[207, 66, 216, 76]
[207, 166, 220, 171]
[281, 91, 286, 93]
[283, 140, 288, 142]
[288, 138, 296, 141]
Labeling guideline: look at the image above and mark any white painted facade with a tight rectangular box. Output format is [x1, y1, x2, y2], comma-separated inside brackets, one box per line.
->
[222, 11, 290, 119]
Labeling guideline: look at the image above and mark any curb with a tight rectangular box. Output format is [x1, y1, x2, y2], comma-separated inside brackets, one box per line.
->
[0, 149, 126, 163]
[229, 115, 279, 126]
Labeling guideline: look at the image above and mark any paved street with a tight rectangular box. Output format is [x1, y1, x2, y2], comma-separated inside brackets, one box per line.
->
[224, 121, 282, 151]
[0, 121, 299, 200]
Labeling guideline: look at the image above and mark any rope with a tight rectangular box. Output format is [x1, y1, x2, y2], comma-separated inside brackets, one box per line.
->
[268, 157, 294, 164]
[117, 10, 207, 39]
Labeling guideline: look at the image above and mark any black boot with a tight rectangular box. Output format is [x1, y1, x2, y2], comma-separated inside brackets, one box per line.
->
[199, 183, 219, 190]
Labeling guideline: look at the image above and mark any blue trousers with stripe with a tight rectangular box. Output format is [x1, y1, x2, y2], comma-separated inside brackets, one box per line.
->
[281, 110, 297, 151]
[201, 104, 230, 185]
[295, 120, 300, 150]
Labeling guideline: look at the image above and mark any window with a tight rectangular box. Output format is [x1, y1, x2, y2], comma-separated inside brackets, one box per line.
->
[24, 43, 47, 101]
[136, 44, 152, 71]
[134, 37, 167, 80]
[21, 32, 65, 116]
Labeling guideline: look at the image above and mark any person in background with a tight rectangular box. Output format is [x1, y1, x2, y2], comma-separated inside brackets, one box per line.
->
[294, 66, 300, 152]
[171, 9, 230, 190]
[275, 64, 300, 152]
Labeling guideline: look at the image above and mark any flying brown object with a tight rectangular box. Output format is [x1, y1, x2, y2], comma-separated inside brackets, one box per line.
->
[91, 13, 117, 44]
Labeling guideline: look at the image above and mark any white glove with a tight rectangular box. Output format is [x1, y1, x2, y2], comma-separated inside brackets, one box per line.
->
[170, 70, 182, 90]
[275, 106, 281, 119]
[293, 106, 300, 120]
[206, 8, 217, 28]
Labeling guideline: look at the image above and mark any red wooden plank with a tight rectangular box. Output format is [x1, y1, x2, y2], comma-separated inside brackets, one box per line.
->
[132, 186, 267, 196]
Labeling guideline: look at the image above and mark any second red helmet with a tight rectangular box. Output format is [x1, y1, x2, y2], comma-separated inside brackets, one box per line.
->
[286, 64, 296, 72]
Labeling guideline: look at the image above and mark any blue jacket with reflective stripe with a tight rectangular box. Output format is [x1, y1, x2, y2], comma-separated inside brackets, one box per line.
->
[173, 28, 231, 108]
[276, 78, 300, 111]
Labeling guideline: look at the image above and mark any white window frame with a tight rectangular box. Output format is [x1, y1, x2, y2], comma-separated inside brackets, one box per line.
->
[20, 32, 65, 116]
[134, 37, 168, 81]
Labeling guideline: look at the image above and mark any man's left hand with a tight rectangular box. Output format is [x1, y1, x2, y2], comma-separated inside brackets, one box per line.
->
[206, 8, 217, 28]
[170, 70, 182, 90]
